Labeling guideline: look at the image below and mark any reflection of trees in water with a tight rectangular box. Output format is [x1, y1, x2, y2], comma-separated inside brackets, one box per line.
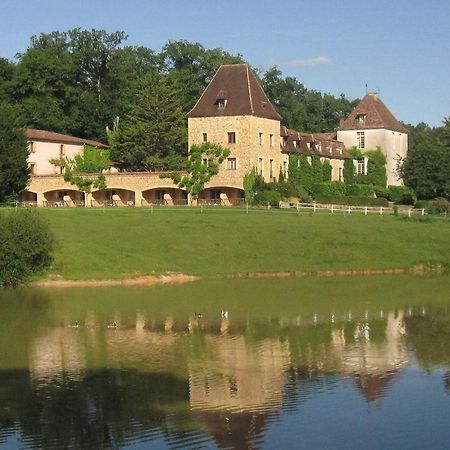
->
[404, 308, 450, 369]
[0, 368, 191, 449]
[2, 301, 450, 449]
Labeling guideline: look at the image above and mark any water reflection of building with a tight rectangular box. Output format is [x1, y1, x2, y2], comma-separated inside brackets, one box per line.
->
[26, 309, 410, 449]
[189, 336, 290, 413]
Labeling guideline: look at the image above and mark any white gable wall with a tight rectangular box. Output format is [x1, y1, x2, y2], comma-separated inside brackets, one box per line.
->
[337, 128, 408, 186]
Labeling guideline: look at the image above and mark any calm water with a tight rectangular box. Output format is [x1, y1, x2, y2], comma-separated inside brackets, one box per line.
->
[0, 275, 449, 450]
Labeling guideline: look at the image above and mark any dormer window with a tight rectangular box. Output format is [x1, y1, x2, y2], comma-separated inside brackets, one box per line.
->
[217, 99, 227, 109]
[356, 113, 366, 122]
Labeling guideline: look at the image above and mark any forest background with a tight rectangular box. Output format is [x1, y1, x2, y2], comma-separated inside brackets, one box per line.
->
[0, 29, 448, 200]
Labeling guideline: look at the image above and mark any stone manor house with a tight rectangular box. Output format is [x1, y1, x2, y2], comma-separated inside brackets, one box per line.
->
[22, 64, 408, 207]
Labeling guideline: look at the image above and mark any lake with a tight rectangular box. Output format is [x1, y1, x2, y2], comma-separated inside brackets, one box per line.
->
[1, 275, 449, 449]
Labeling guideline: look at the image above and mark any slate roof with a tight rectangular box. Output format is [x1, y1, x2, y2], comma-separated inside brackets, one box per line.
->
[187, 64, 282, 121]
[26, 129, 108, 148]
[280, 126, 348, 159]
[338, 93, 408, 133]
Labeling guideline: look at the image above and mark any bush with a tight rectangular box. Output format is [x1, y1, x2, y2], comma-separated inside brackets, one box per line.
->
[314, 195, 389, 207]
[388, 185, 417, 205]
[345, 184, 375, 197]
[374, 186, 391, 200]
[311, 181, 347, 197]
[255, 188, 282, 207]
[426, 197, 450, 215]
[0, 209, 54, 286]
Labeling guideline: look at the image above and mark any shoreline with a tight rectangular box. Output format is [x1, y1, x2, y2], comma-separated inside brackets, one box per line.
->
[31, 265, 447, 288]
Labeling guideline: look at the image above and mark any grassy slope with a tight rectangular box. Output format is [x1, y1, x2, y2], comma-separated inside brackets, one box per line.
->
[37, 207, 450, 280]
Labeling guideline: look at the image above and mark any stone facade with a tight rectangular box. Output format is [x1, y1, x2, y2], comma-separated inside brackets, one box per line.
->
[188, 115, 288, 189]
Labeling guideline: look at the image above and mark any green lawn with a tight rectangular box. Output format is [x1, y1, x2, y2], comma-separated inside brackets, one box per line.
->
[28, 207, 450, 280]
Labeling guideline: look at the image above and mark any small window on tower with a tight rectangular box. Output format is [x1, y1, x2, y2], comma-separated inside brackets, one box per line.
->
[228, 132, 236, 144]
[202, 133, 208, 143]
[217, 99, 227, 109]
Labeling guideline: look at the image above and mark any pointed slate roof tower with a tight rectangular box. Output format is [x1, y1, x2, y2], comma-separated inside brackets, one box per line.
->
[187, 64, 281, 121]
[339, 93, 407, 133]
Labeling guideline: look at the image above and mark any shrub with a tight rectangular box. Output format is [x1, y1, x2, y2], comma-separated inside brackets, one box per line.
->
[374, 186, 390, 200]
[0, 209, 54, 286]
[314, 195, 389, 207]
[345, 184, 375, 197]
[426, 197, 450, 215]
[255, 188, 281, 207]
[311, 181, 347, 197]
[388, 185, 417, 205]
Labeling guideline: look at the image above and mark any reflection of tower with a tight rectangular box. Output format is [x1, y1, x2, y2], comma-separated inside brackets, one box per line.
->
[189, 335, 290, 449]
[332, 310, 408, 402]
[29, 328, 85, 385]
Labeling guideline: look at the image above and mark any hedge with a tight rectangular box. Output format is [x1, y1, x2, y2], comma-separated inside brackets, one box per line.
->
[314, 195, 389, 207]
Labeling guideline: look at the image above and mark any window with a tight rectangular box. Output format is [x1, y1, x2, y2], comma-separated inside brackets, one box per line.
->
[217, 99, 227, 109]
[228, 132, 236, 144]
[283, 161, 288, 176]
[202, 133, 208, 143]
[357, 132, 365, 149]
[258, 158, 263, 175]
[29, 163, 36, 174]
[356, 158, 366, 175]
[269, 159, 274, 179]
[259, 132, 263, 145]
[60, 144, 65, 156]
[227, 158, 237, 170]
[30, 142, 35, 153]
[356, 113, 366, 122]
[270, 134, 273, 146]
[339, 167, 343, 181]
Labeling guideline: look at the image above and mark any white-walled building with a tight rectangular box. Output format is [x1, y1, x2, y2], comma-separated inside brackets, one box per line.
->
[337, 93, 408, 186]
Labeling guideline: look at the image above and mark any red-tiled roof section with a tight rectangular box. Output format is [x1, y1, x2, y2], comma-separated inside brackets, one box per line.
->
[280, 126, 348, 159]
[26, 129, 108, 148]
[339, 93, 408, 133]
[187, 64, 282, 121]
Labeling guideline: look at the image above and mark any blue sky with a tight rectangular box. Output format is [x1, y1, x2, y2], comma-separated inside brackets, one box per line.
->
[1, 0, 449, 127]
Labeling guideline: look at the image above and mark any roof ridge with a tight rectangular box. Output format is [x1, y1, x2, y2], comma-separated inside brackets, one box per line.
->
[246, 65, 254, 114]
[186, 64, 223, 117]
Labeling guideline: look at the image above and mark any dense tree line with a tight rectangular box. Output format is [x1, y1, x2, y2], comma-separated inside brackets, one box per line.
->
[0, 29, 357, 173]
[402, 121, 450, 200]
[0, 29, 448, 201]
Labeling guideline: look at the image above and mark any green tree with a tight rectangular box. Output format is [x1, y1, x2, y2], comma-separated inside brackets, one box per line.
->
[163, 142, 230, 200]
[0, 103, 29, 203]
[50, 145, 110, 195]
[0, 209, 54, 286]
[109, 72, 187, 171]
[161, 40, 243, 113]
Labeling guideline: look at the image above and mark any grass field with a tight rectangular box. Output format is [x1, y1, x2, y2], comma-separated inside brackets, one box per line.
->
[20, 206, 449, 281]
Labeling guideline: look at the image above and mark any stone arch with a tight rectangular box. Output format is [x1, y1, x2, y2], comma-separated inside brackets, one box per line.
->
[21, 191, 38, 206]
[91, 187, 135, 207]
[42, 189, 85, 207]
[199, 187, 245, 206]
[141, 187, 188, 206]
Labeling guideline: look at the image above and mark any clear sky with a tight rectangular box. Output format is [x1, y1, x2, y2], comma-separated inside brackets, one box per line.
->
[1, 0, 449, 127]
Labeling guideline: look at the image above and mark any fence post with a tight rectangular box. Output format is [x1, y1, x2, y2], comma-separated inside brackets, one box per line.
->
[246, 202, 249, 214]
[313, 202, 316, 213]
[365, 206, 368, 216]
[421, 208, 425, 216]
[296, 203, 299, 215]
[331, 204, 334, 214]
[348, 205, 351, 215]
[380, 207, 383, 215]
[201, 204, 203, 214]
[408, 208, 411, 217]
